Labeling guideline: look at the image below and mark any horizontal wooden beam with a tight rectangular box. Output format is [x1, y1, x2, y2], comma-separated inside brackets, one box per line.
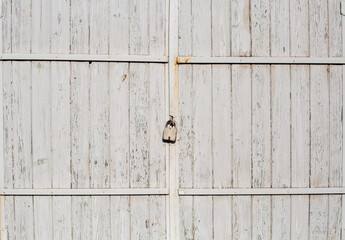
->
[177, 56, 345, 65]
[179, 188, 345, 196]
[0, 54, 168, 63]
[0, 188, 169, 196]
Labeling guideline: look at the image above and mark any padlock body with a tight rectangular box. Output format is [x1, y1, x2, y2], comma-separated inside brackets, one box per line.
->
[162, 126, 177, 143]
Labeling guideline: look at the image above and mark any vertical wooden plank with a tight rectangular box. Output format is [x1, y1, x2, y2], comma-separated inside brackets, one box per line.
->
[11, 59, 31, 186]
[192, 68, 212, 183]
[148, 64, 166, 239]
[89, 6, 111, 240]
[51, 2, 72, 238]
[51, 62, 71, 240]
[290, 1, 310, 238]
[128, 2, 149, 238]
[90, 0, 109, 54]
[251, 65, 271, 240]
[149, 196, 166, 240]
[71, 0, 89, 54]
[291, 66, 310, 240]
[129, 63, 150, 239]
[310, 195, 328, 239]
[32, 0, 51, 53]
[12, 62, 33, 240]
[111, 196, 130, 240]
[71, 62, 90, 189]
[212, 0, 230, 57]
[129, 63, 149, 188]
[178, 0, 192, 56]
[71, 196, 92, 240]
[12, 0, 31, 53]
[291, 195, 309, 240]
[290, 0, 309, 57]
[131, 196, 150, 240]
[213, 197, 231, 239]
[271, 1, 291, 239]
[232, 65, 251, 240]
[271, 65, 291, 240]
[34, 197, 52, 240]
[32, 61, 52, 240]
[51, 0, 70, 54]
[310, 66, 330, 240]
[31, 0, 52, 231]
[92, 197, 111, 240]
[149, 0, 166, 56]
[191, 1, 212, 238]
[310, 64, 329, 238]
[231, 5, 251, 235]
[109, 0, 129, 55]
[191, 0, 211, 56]
[149, 64, 166, 188]
[251, 2, 271, 238]
[129, 0, 149, 55]
[231, 0, 251, 56]
[53, 197, 72, 240]
[109, 62, 130, 239]
[11, 5, 33, 238]
[192, 65, 212, 240]
[2, 0, 11, 54]
[178, 65, 193, 240]
[71, 62, 92, 240]
[3, 62, 12, 191]
[1, 6, 11, 240]
[212, 65, 232, 240]
[309, 2, 329, 238]
[328, 1, 343, 238]
[109, 63, 130, 173]
[108, 0, 131, 231]
[310, 0, 329, 58]
[212, 65, 231, 187]
[71, 1, 91, 238]
[90, 62, 110, 239]
[271, 0, 290, 56]
[51, 62, 70, 188]
[89, 3, 111, 236]
[251, 0, 270, 57]
[3, 61, 14, 240]
[14, 197, 34, 240]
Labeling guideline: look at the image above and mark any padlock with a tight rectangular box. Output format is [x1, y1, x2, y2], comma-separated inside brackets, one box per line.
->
[162, 115, 177, 144]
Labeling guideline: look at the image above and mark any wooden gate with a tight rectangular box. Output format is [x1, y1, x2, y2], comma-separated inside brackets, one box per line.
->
[1, 0, 345, 239]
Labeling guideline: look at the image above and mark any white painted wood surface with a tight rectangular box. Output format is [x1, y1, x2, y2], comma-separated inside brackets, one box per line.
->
[176, 0, 344, 239]
[1, 0, 345, 239]
[1, 0, 168, 239]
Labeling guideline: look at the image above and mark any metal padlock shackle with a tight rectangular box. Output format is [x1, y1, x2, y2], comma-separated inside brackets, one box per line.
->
[165, 115, 176, 128]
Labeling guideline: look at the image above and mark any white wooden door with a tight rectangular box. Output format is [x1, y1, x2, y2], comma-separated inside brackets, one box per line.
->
[175, 0, 345, 239]
[0, 0, 169, 239]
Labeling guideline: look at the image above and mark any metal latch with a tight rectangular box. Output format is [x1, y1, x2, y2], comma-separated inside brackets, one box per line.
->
[162, 115, 177, 144]
[341, 1, 345, 15]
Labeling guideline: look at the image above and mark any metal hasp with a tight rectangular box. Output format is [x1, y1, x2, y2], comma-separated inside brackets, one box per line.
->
[162, 115, 177, 144]
[341, 0, 345, 15]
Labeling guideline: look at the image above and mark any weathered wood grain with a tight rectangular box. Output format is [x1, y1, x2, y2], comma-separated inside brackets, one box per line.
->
[71, 0, 89, 54]
[212, 65, 231, 189]
[212, 0, 230, 56]
[90, 0, 109, 55]
[129, 0, 149, 55]
[290, 0, 309, 57]
[178, 65, 193, 240]
[232, 65, 251, 240]
[231, 0, 251, 56]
